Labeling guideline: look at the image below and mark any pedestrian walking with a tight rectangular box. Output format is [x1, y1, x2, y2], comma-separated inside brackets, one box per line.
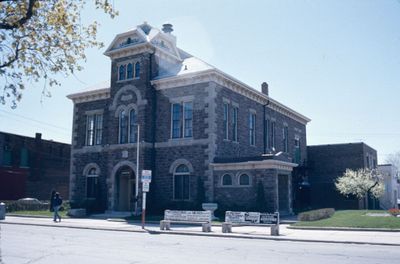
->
[52, 192, 63, 222]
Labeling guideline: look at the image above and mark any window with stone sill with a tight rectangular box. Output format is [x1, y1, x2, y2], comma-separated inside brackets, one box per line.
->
[86, 114, 103, 146]
[173, 164, 190, 200]
[171, 102, 193, 139]
[239, 173, 250, 186]
[222, 174, 233, 186]
[86, 168, 99, 199]
[118, 61, 140, 81]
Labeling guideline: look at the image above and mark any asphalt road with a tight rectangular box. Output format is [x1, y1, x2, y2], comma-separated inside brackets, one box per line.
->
[1, 224, 399, 264]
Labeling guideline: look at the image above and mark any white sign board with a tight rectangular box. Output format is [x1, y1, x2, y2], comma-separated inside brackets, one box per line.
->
[142, 181, 150, 192]
[141, 170, 152, 182]
[225, 211, 279, 225]
[164, 210, 212, 222]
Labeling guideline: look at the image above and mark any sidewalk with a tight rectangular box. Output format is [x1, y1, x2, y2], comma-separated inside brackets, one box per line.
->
[1, 216, 400, 246]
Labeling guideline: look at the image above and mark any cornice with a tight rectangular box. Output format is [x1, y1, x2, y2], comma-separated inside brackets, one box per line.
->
[151, 70, 311, 125]
[67, 88, 110, 104]
[104, 43, 155, 60]
[211, 159, 298, 172]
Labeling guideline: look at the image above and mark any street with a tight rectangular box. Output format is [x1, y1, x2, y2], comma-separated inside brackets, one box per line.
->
[1, 224, 399, 264]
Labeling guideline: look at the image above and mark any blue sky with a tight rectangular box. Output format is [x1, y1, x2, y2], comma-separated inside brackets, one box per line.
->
[1, 0, 399, 162]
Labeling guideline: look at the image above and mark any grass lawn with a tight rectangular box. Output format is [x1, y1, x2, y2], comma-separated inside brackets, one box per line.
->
[293, 210, 400, 229]
[8, 210, 69, 218]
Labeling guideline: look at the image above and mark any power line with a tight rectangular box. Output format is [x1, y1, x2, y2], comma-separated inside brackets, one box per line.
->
[0, 109, 70, 132]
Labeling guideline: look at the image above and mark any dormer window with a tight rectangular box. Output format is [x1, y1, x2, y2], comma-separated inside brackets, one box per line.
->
[119, 65, 126, 81]
[127, 63, 133, 79]
[135, 62, 140, 78]
[118, 61, 140, 81]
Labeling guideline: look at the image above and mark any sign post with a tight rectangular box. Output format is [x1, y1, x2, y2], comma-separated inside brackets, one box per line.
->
[141, 170, 152, 229]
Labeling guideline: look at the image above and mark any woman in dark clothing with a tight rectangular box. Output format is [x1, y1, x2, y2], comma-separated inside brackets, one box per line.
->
[53, 192, 63, 222]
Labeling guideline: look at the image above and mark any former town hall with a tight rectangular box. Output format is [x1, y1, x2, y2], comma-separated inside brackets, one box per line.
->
[67, 23, 310, 215]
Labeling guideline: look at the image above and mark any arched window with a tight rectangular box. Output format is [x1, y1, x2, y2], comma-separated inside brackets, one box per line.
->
[222, 174, 232, 186]
[119, 110, 128, 144]
[127, 63, 133, 79]
[174, 164, 190, 200]
[119, 65, 126, 81]
[239, 173, 250, 186]
[129, 109, 137, 143]
[86, 168, 99, 199]
[134, 62, 140, 78]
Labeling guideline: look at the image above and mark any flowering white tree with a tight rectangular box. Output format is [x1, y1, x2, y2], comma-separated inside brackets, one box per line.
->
[335, 168, 384, 208]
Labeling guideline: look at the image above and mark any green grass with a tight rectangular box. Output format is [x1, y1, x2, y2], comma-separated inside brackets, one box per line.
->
[8, 210, 69, 218]
[293, 210, 400, 229]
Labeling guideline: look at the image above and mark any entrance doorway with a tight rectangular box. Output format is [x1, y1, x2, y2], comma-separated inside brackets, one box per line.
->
[116, 166, 135, 211]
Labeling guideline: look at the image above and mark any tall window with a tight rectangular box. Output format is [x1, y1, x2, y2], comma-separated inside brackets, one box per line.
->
[86, 168, 98, 199]
[20, 147, 29, 168]
[265, 118, 270, 151]
[223, 103, 229, 140]
[127, 63, 133, 79]
[2, 145, 12, 166]
[232, 106, 238, 142]
[174, 164, 190, 200]
[171, 102, 193, 139]
[129, 109, 137, 143]
[134, 62, 140, 78]
[119, 65, 126, 81]
[249, 112, 256, 146]
[283, 126, 289, 152]
[271, 121, 276, 149]
[184, 102, 193, 137]
[172, 103, 181, 138]
[119, 110, 128, 144]
[86, 114, 103, 146]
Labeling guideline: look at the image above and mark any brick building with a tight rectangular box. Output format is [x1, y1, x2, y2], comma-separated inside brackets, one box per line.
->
[0, 131, 70, 200]
[307, 142, 378, 209]
[67, 23, 310, 214]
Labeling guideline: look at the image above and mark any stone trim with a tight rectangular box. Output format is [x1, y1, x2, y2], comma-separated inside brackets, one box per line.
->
[169, 95, 194, 104]
[109, 84, 147, 111]
[151, 70, 310, 125]
[67, 88, 110, 104]
[85, 109, 104, 115]
[211, 160, 298, 171]
[168, 159, 194, 174]
[155, 138, 209, 148]
[83, 163, 102, 176]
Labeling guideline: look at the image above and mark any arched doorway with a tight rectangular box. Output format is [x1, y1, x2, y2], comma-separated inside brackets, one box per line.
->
[115, 166, 135, 211]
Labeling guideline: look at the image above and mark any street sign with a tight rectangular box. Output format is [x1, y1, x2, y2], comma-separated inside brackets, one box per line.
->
[141, 170, 152, 182]
[142, 181, 150, 192]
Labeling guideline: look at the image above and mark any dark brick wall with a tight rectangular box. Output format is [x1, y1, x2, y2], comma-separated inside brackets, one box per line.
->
[0, 132, 70, 200]
[307, 143, 378, 209]
[214, 84, 307, 163]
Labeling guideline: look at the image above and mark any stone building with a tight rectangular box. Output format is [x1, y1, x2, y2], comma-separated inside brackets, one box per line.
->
[0, 131, 70, 200]
[307, 142, 378, 209]
[67, 23, 310, 214]
[378, 164, 399, 209]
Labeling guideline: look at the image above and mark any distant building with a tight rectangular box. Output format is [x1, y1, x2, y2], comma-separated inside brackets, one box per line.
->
[67, 23, 310, 214]
[378, 164, 398, 209]
[0, 131, 70, 200]
[307, 142, 378, 209]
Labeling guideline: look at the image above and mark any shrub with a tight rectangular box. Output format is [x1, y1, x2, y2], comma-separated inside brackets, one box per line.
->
[298, 208, 335, 221]
[388, 208, 400, 217]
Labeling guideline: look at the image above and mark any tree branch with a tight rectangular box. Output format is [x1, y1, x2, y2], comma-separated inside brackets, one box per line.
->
[0, 42, 20, 69]
[0, 0, 37, 30]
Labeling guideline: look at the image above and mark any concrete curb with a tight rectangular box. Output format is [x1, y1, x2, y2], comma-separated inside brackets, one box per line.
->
[2, 220, 400, 247]
[288, 225, 400, 232]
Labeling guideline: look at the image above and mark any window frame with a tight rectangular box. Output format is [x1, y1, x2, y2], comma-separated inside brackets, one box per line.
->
[173, 164, 190, 200]
[86, 168, 99, 200]
[223, 103, 229, 140]
[238, 173, 251, 186]
[85, 113, 103, 146]
[283, 125, 289, 153]
[171, 101, 193, 139]
[221, 174, 233, 186]
[232, 106, 238, 142]
[119, 110, 128, 144]
[249, 112, 256, 146]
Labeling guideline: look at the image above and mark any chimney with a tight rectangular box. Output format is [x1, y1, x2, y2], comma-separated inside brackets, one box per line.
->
[261, 82, 269, 96]
[162, 23, 173, 34]
[35, 133, 42, 141]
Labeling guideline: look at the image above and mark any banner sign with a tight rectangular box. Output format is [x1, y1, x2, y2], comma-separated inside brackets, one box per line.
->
[225, 211, 279, 225]
[164, 210, 212, 222]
